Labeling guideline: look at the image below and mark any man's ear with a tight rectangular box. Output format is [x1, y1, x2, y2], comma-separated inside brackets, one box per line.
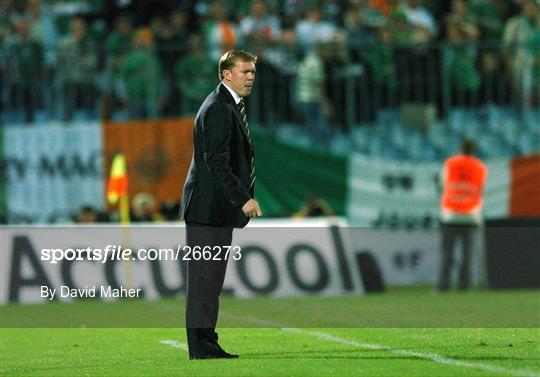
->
[223, 69, 232, 80]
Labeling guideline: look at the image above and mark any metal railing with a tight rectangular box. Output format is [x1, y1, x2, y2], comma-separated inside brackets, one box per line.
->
[1, 41, 538, 129]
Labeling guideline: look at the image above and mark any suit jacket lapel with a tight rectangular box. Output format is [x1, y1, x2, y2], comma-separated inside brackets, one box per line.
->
[218, 83, 252, 146]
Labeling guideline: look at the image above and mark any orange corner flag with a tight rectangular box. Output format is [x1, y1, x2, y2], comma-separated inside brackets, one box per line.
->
[107, 154, 128, 204]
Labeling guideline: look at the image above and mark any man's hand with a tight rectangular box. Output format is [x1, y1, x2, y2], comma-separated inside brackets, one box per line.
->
[242, 199, 262, 218]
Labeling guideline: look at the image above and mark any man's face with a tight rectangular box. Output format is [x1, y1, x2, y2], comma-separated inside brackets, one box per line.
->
[252, 0, 265, 17]
[522, 1, 538, 18]
[15, 20, 29, 37]
[71, 18, 86, 35]
[224, 60, 256, 97]
[116, 19, 132, 34]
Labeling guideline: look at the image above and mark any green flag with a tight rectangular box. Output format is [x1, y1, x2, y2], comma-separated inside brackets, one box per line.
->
[253, 132, 348, 217]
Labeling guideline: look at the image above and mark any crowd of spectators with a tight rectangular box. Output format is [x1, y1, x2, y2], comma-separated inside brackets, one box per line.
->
[72, 193, 334, 224]
[1, 0, 539, 128]
[72, 193, 181, 224]
[1, 0, 538, 225]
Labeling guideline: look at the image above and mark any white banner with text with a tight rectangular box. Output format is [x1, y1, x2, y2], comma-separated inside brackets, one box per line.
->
[0, 219, 363, 304]
[3, 122, 104, 224]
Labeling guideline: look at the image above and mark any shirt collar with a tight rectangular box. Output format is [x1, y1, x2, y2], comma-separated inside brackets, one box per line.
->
[222, 82, 242, 105]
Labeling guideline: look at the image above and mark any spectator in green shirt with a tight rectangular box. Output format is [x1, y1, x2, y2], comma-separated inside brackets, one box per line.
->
[368, 26, 398, 107]
[174, 34, 216, 116]
[296, 43, 332, 148]
[104, 15, 133, 115]
[503, 0, 540, 112]
[444, 0, 480, 105]
[117, 27, 163, 120]
[5, 18, 44, 123]
[57, 16, 97, 121]
[106, 16, 134, 62]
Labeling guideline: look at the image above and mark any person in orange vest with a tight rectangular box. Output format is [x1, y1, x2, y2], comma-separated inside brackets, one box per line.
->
[439, 139, 488, 291]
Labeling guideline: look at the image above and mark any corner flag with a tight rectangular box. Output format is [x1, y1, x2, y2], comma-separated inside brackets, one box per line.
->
[107, 153, 130, 224]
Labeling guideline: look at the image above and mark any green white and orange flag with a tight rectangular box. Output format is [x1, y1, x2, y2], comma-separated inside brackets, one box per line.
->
[107, 153, 130, 224]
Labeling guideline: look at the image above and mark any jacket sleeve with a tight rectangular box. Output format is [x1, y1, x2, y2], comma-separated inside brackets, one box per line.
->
[202, 102, 251, 208]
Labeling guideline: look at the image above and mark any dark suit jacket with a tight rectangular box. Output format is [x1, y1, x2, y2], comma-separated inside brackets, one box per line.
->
[181, 83, 254, 228]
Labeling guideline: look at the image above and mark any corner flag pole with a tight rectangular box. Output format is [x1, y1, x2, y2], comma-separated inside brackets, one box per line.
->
[107, 153, 129, 224]
[107, 154, 133, 290]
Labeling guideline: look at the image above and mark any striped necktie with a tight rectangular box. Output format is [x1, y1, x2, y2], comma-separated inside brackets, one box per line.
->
[237, 99, 256, 187]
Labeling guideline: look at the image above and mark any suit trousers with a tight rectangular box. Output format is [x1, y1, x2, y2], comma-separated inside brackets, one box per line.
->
[185, 222, 233, 357]
[438, 223, 477, 291]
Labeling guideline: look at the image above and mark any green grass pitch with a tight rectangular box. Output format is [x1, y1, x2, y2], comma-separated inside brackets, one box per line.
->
[1, 287, 539, 376]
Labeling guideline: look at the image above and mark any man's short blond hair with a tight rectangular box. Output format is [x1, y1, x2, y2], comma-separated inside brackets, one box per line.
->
[218, 50, 257, 80]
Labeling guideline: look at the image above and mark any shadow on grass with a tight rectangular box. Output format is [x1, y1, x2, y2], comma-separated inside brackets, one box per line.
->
[241, 349, 412, 360]
[240, 349, 540, 362]
[448, 356, 540, 361]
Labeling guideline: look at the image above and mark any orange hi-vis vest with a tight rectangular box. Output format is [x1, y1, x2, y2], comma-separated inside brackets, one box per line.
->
[441, 154, 488, 214]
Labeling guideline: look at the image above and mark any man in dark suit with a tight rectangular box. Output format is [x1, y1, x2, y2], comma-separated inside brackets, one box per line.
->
[180, 50, 262, 360]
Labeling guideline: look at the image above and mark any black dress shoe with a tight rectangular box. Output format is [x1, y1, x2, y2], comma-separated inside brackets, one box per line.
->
[189, 351, 239, 360]
[216, 350, 239, 359]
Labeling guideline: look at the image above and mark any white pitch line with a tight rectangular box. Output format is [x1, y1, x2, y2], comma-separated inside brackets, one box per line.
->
[220, 311, 539, 377]
[282, 328, 540, 377]
[221, 311, 285, 327]
[160, 340, 189, 351]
